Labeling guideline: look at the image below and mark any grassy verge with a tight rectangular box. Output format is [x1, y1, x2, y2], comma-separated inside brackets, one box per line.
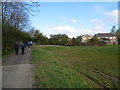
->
[2, 50, 15, 59]
[32, 45, 118, 88]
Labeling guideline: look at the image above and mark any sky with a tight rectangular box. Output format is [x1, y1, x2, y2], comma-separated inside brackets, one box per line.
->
[29, 2, 118, 38]
[2, 0, 120, 2]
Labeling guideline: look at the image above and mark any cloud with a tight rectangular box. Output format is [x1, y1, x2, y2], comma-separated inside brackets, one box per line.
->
[44, 25, 106, 38]
[52, 26, 77, 33]
[92, 25, 105, 34]
[91, 19, 104, 26]
[95, 26, 104, 31]
[44, 26, 50, 30]
[78, 25, 105, 35]
[91, 10, 119, 28]
[44, 25, 105, 35]
[71, 19, 77, 23]
[105, 10, 118, 17]
[79, 29, 92, 33]
[44, 25, 77, 38]
[44, 25, 77, 33]
[59, 17, 77, 23]
[104, 10, 118, 24]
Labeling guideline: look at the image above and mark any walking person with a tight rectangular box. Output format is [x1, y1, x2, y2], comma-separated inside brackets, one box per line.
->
[30, 41, 33, 47]
[27, 41, 31, 48]
[21, 42, 26, 55]
[14, 42, 19, 55]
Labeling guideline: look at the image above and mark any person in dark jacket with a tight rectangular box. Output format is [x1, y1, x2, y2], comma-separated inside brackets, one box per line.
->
[21, 42, 26, 55]
[14, 42, 19, 55]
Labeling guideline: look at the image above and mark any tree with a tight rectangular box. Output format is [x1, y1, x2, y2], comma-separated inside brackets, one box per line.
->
[28, 28, 35, 37]
[59, 34, 69, 45]
[75, 36, 82, 46]
[115, 28, 120, 43]
[88, 37, 105, 46]
[33, 30, 49, 45]
[110, 26, 116, 34]
[71, 37, 76, 46]
[49, 34, 69, 45]
[34, 30, 40, 39]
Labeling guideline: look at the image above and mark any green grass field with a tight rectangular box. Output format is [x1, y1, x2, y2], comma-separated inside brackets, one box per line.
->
[32, 45, 119, 88]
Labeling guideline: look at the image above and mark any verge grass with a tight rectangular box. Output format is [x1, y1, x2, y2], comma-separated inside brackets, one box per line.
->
[2, 50, 14, 59]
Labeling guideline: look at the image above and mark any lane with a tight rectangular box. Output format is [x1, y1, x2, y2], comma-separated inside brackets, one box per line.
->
[3, 47, 32, 65]
[2, 47, 34, 88]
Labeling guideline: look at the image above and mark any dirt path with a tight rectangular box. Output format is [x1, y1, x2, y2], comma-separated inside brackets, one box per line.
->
[2, 47, 34, 88]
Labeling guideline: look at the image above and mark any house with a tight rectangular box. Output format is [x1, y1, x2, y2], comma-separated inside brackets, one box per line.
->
[81, 34, 93, 43]
[94, 33, 118, 44]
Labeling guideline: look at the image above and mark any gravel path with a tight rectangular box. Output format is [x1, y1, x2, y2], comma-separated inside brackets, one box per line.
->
[2, 47, 34, 88]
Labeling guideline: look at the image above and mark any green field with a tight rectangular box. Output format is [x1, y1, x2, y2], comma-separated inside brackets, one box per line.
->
[32, 45, 119, 88]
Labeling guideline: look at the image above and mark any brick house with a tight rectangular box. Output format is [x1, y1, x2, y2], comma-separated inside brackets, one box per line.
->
[81, 34, 93, 43]
[94, 33, 118, 44]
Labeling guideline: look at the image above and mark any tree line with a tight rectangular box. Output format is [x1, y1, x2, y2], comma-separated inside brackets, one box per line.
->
[28, 29, 82, 46]
[29, 30, 105, 46]
[28, 26, 120, 46]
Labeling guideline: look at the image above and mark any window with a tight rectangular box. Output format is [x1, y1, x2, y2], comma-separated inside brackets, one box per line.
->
[88, 37, 91, 39]
[109, 37, 112, 39]
[83, 38, 86, 40]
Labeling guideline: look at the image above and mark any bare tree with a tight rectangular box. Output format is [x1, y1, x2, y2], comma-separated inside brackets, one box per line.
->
[2, 2, 40, 30]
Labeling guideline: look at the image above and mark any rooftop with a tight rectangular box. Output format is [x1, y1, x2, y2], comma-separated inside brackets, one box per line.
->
[95, 33, 116, 37]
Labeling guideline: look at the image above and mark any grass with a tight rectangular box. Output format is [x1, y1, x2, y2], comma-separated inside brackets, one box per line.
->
[32, 45, 119, 88]
[2, 50, 15, 59]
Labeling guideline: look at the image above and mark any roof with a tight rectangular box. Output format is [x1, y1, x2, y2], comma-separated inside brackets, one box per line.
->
[95, 33, 116, 37]
[82, 34, 93, 38]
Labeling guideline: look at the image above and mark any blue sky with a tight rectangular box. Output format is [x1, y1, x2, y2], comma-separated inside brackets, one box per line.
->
[30, 2, 118, 38]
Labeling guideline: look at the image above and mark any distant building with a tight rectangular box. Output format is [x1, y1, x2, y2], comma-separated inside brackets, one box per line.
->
[94, 33, 118, 44]
[81, 34, 93, 43]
